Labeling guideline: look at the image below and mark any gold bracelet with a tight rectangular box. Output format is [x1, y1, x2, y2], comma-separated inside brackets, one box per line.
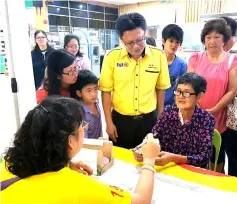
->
[140, 165, 156, 174]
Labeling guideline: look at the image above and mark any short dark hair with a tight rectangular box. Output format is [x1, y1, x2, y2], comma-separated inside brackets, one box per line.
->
[162, 24, 184, 44]
[42, 49, 75, 95]
[146, 36, 156, 47]
[115, 12, 147, 38]
[73, 69, 98, 91]
[176, 72, 207, 95]
[221, 16, 237, 36]
[64, 34, 83, 57]
[4, 96, 84, 178]
[201, 19, 230, 44]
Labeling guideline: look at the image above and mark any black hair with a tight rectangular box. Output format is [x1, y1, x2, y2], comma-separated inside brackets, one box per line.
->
[115, 12, 147, 38]
[73, 69, 98, 92]
[42, 49, 75, 95]
[176, 72, 207, 95]
[114, 44, 119, 48]
[146, 36, 156, 47]
[220, 16, 237, 37]
[33, 30, 50, 51]
[162, 24, 184, 44]
[64, 34, 83, 57]
[201, 19, 230, 44]
[4, 95, 85, 178]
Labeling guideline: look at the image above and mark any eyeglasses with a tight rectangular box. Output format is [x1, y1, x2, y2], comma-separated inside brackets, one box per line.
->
[62, 67, 79, 76]
[36, 36, 46, 40]
[174, 90, 196, 98]
[67, 45, 79, 49]
[71, 120, 89, 136]
[124, 37, 146, 48]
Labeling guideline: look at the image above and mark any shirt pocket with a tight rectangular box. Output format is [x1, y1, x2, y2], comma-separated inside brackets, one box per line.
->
[143, 67, 160, 87]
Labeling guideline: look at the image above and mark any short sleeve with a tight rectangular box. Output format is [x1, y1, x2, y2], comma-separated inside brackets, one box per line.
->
[188, 52, 199, 70]
[156, 52, 171, 90]
[229, 54, 237, 71]
[180, 60, 187, 75]
[36, 89, 48, 104]
[103, 185, 132, 204]
[99, 54, 114, 92]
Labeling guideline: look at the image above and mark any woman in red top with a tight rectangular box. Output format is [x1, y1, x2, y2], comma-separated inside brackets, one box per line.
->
[36, 49, 79, 104]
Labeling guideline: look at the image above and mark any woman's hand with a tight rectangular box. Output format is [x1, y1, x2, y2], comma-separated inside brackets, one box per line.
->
[155, 152, 174, 166]
[69, 161, 93, 176]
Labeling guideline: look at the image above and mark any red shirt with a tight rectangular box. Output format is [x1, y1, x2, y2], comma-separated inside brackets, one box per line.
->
[36, 88, 70, 104]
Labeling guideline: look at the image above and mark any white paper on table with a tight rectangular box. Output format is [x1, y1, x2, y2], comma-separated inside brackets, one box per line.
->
[97, 160, 237, 204]
[71, 148, 98, 175]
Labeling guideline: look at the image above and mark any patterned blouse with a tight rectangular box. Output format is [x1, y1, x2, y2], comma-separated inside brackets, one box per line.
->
[152, 105, 215, 168]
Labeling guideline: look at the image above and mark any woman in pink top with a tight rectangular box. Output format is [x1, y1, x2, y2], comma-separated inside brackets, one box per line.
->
[188, 19, 237, 172]
[64, 34, 91, 71]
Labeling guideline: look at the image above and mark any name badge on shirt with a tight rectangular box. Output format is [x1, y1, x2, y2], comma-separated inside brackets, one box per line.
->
[117, 62, 129, 68]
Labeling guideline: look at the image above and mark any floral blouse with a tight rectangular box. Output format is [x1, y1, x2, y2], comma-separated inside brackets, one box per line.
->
[152, 105, 215, 168]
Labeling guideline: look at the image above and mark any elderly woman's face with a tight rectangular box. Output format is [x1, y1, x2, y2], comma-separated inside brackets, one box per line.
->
[175, 84, 199, 110]
[204, 31, 225, 51]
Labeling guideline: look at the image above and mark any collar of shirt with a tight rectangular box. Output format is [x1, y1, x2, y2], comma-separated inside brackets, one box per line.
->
[80, 101, 100, 115]
[120, 45, 152, 59]
[176, 106, 198, 125]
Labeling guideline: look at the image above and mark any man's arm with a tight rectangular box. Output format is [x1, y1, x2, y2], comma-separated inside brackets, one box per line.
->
[101, 91, 113, 125]
[156, 89, 164, 117]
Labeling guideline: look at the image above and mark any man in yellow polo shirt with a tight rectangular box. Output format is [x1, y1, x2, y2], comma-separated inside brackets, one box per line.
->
[99, 12, 170, 149]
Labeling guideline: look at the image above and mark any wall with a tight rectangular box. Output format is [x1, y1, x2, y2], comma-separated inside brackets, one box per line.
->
[35, 0, 49, 32]
[119, 0, 186, 26]
[222, 0, 237, 13]
[80, 0, 118, 8]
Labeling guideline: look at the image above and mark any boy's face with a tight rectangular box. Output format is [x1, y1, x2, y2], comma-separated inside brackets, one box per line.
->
[162, 38, 181, 55]
[76, 84, 98, 104]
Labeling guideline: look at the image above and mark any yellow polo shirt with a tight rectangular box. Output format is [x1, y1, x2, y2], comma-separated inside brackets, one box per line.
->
[99, 45, 170, 116]
[0, 163, 132, 204]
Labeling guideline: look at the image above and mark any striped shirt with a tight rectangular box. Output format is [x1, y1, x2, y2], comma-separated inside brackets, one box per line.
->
[81, 101, 102, 139]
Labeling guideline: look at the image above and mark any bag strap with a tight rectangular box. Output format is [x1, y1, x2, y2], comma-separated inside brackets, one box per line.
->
[0, 177, 21, 191]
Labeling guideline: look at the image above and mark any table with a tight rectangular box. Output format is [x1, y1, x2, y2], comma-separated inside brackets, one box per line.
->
[113, 146, 237, 193]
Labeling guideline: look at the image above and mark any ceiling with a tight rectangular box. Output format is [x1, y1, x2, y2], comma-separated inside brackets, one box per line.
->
[89, 0, 159, 5]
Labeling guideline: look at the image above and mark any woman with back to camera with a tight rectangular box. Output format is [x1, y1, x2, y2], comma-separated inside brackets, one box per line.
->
[31, 30, 54, 90]
[64, 34, 91, 71]
[1, 95, 160, 204]
[188, 18, 237, 172]
[36, 49, 79, 104]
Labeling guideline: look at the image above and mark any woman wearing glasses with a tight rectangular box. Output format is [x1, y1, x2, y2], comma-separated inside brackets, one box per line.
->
[31, 30, 54, 90]
[36, 49, 79, 104]
[134, 73, 215, 169]
[1, 96, 160, 204]
[64, 34, 91, 71]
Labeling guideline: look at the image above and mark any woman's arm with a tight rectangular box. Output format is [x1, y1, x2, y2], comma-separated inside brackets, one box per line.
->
[210, 65, 237, 113]
[132, 138, 160, 204]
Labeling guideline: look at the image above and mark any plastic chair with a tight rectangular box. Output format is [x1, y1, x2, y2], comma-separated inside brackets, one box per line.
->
[212, 129, 222, 172]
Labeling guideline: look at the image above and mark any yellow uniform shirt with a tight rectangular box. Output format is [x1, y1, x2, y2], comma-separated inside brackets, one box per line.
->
[0, 164, 132, 204]
[99, 45, 170, 116]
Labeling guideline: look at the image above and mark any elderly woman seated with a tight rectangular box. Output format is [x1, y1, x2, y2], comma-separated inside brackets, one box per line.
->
[134, 73, 215, 168]
[1, 96, 160, 204]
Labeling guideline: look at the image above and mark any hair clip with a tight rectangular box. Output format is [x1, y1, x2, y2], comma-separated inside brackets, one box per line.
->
[40, 105, 49, 113]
